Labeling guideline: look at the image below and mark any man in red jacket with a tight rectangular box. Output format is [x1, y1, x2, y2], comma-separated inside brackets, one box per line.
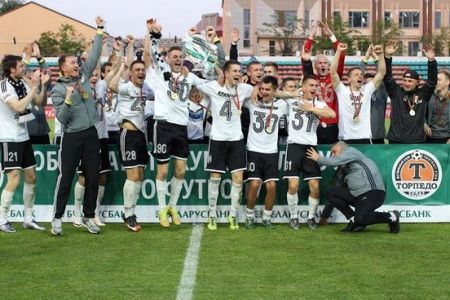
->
[301, 21, 345, 144]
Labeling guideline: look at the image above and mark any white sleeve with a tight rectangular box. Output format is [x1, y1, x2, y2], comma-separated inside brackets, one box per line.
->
[195, 81, 216, 97]
[316, 99, 328, 109]
[189, 73, 208, 86]
[0, 81, 18, 103]
[240, 83, 254, 100]
[95, 80, 108, 99]
[117, 79, 128, 95]
[364, 81, 376, 95]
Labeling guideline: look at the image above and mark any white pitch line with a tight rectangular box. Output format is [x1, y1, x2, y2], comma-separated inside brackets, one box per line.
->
[176, 224, 204, 300]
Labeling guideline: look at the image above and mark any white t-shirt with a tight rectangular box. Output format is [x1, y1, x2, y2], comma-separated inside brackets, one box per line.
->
[145, 68, 206, 126]
[335, 81, 375, 140]
[196, 81, 254, 141]
[116, 79, 153, 133]
[54, 118, 62, 138]
[0, 79, 32, 142]
[187, 99, 209, 140]
[95, 80, 109, 139]
[286, 97, 327, 146]
[246, 99, 288, 153]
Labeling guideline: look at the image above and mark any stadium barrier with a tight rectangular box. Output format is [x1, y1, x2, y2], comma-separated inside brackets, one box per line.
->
[2, 144, 449, 223]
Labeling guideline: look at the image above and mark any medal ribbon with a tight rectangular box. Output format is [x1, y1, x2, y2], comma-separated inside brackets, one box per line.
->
[350, 89, 363, 119]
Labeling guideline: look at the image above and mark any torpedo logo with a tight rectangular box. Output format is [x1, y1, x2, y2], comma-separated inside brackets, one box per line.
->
[392, 149, 442, 200]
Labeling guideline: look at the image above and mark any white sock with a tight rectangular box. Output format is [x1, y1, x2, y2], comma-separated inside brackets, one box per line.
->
[389, 211, 397, 222]
[169, 177, 183, 207]
[229, 182, 242, 218]
[74, 182, 85, 215]
[23, 183, 35, 223]
[0, 190, 14, 225]
[132, 181, 143, 215]
[350, 216, 355, 222]
[208, 178, 220, 218]
[123, 179, 135, 218]
[308, 196, 320, 219]
[156, 179, 167, 211]
[263, 209, 272, 221]
[286, 193, 298, 219]
[246, 208, 255, 219]
[96, 185, 105, 216]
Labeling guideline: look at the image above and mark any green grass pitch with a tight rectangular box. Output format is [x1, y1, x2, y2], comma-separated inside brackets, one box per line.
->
[1, 223, 450, 299]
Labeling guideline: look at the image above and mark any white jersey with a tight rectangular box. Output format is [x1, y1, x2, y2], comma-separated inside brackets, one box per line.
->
[94, 80, 109, 139]
[54, 118, 62, 138]
[187, 98, 209, 140]
[145, 68, 206, 126]
[335, 81, 375, 140]
[196, 81, 253, 141]
[0, 78, 32, 142]
[286, 97, 327, 146]
[116, 79, 153, 133]
[246, 99, 288, 153]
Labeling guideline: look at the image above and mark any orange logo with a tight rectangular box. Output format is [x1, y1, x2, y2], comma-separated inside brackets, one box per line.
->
[392, 150, 442, 200]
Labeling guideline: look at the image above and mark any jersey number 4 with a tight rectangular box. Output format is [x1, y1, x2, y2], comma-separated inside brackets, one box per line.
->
[219, 101, 233, 121]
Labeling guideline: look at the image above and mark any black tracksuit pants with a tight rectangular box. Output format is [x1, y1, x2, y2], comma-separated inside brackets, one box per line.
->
[326, 187, 391, 226]
[54, 126, 100, 219]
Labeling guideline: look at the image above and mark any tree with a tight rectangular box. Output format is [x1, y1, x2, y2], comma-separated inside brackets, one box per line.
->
[373, 21, 403, 55]
[37, 23, 87, 56]
[313, 14, 361, 55]
[0, 0, 24, 14]
[256, 13, 306, 56]
[422, 27, 449, 56]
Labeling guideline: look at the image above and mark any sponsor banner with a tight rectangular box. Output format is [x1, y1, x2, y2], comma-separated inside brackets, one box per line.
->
[7, 205, 449, 223]
[1, 144, 449, 222]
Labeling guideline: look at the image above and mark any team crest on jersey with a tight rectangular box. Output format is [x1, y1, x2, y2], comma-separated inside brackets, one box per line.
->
[316, 82, 334, 103]
[392, 149, 442, 200]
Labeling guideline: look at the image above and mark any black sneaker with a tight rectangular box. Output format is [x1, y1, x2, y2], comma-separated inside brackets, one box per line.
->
[341, 220, 356, 232]
[122, 214, 141, 232]
[289, 218, 299, 230]
[389, 210, 400, 234]
[350, 225, 366, 232]
[307, 218, 318, 230]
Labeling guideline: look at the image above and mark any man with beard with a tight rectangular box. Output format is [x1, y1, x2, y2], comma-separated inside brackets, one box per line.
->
[383, 42, 437, 143]
[146, 19, 206, 227]
[109, 57, 153, 232]
[424, 69, 450, 144]
[301, 21, 345, 144]
[51, 17, 105, 235]
[330, 44, 386, 144]
[0, 56, 48, 233]
[195, 60, 255, 230]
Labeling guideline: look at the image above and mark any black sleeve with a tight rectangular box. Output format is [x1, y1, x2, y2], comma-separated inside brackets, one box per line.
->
[230, 44, 238, 61]
[302, 59, 314, 76]
[420, 60, 438, 102]
[383, 56, 400, 100]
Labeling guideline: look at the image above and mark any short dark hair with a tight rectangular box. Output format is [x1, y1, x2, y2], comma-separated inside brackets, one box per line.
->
[167, 46, 183, 55]
[261, 76, 278, 88]
[222, 59, 241, 72]
[1, 55, 22, 77]
[101, 62, 112, 75]
[303, 75, 318, 84]
[281, 77, 297, 88]
[264, 61, 279, 72]
[130, 60, 145, 71]
[247, 60, 262, 71]
[347, 67, 362, 77]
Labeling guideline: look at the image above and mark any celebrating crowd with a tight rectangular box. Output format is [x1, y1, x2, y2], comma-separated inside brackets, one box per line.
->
[0, 17, 449, 235]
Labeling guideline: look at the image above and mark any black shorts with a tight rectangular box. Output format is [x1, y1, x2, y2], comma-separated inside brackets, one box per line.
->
[0, 140, 36, 172]
[246, 151, 279, 182]
[153, 120, 189, 164]
[118, 128, 149, 169]
[283, 144, 322, 181]
[206, 139, 246, 173]
[78, 138, 111, 175]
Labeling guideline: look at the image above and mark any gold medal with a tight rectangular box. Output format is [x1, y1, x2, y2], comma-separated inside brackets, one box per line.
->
[83, 92, 89, 100]
[171, 91, 179, 100]
[321, 122, 327, 128]
[353, 116, 360, 123]
[409, 109, 415, 117]
[266, 125, 273, 134]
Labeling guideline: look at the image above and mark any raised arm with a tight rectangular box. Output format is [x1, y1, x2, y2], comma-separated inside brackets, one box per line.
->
[371, 45, 386, 89]
[421, 46, 437, 101]
[206, 26, 226, 68]
[230, 28, 240, 60]
[108, 61, 126, 93]
[82, 16, 105, 77]
[383, 42, 400, 99]
[300, 44, 314, 76]
[34, 70, 51, 106]
[122, 34, 135, 79]
[321, 21, 345, 78]
[331, 43, 346, 89]
[147, 19, 171, 74]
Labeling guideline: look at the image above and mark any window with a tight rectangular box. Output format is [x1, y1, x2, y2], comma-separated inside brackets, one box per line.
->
[269, 41, 276, 56]
[243, 9, 251, 48]
[399, 12, 419, 28]
[348, 12, 369, 28]
[435, 11, 441, 29]
[384, 11, 391, 28]
[408, 41, 420, 56]
[333, 11, 341, 20]
[304, 10, 310, 29]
